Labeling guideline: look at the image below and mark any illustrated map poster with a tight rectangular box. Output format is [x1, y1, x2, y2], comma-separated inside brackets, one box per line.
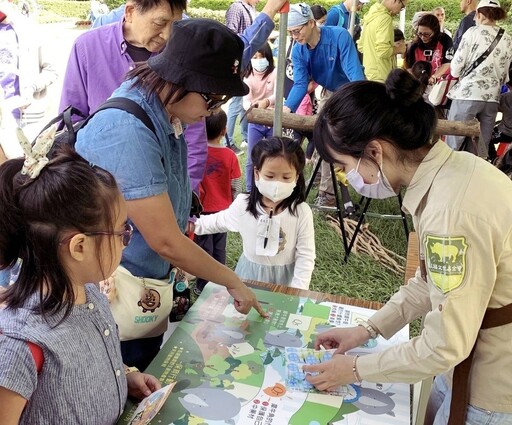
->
[117, 283, 410, 425]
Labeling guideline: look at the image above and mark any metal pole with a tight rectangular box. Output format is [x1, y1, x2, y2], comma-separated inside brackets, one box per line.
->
[273, 2, 289, 136]
[348, 5, 356, 37]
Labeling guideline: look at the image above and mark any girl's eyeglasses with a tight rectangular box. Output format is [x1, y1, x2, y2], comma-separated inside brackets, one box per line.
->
[60, 223, 134, 247]
[85, 223, 134, 247]
[199, 93, 231, 112]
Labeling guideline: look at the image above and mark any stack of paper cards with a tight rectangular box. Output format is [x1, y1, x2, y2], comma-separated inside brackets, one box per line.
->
[127, 383, 175, 425]
[284, 347, 345, 395]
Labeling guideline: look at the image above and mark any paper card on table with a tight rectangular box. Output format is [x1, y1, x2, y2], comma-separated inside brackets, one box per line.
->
[286, 313, 312, 331]
[127, 383, 175, 425]
[228, 341, 254, 358]
[284, 347, 345, 396]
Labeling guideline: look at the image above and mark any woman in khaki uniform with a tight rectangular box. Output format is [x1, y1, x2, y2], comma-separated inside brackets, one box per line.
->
[303, 68, 512, 424]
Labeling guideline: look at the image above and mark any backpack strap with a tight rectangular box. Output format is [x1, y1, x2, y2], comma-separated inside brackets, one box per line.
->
[80, 97, 157, 137]
[335, 5, 345, 28]
[0, 331, 44, 374]
[27, 341, 44, 374]
[34, 105, 87, 144]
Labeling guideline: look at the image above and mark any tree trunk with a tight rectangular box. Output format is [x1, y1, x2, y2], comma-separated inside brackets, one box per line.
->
[246, 108, 480, 137]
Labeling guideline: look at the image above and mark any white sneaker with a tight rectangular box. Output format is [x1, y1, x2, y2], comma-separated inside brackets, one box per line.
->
[240, 141, 248, 148]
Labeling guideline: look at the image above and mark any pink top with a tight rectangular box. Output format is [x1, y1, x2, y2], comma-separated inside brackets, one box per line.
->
[243, 68, 277, 110]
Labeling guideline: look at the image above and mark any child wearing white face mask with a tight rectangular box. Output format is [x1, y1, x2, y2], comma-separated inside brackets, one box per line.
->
[193, 137, 315, 290]
[243, 42, 277, 191]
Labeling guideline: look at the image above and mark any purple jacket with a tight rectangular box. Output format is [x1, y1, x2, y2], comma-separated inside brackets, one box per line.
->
[59, 20, 140, 116]
[59, 20, 208, 194]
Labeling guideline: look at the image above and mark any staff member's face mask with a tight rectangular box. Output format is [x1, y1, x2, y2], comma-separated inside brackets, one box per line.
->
[345, 158, 397, 199]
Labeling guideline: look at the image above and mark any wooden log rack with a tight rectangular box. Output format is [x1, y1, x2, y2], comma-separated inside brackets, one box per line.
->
[246, 108, 480, 137]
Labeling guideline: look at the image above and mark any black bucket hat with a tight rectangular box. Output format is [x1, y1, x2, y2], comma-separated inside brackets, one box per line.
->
[147, 18, 249, 96]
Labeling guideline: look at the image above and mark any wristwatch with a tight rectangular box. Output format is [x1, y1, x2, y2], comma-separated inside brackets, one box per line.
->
[357, 320, 379, 339]
[124, 366, 140, 375]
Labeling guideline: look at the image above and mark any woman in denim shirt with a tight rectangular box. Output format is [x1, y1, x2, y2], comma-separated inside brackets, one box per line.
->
[76, 19, 267, 370]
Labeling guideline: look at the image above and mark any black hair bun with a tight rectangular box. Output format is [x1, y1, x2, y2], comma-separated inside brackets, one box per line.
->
[385, 69, 423, 107]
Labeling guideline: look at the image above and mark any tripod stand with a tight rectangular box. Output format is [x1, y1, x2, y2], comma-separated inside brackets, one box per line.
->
[306, 159, 409, 262]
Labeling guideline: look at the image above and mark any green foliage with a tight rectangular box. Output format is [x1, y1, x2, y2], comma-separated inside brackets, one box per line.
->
[36, 0, 512, 35]
[38, 0, 90, 20]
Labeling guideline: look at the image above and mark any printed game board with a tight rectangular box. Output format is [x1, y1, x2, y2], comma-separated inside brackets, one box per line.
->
[117, 283, 410, 425]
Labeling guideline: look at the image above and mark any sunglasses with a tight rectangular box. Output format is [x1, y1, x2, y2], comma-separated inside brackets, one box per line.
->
[288, 23, 306, 37]
[199, 93, 231, 112]
[60, 223, 134, 247]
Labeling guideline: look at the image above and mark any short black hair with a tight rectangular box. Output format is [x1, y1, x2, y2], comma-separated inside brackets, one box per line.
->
[311, 5, 327, 20]
[394, 28, 405, 42]
[205, 109, 227, 141]
[130, 0, 186, 14]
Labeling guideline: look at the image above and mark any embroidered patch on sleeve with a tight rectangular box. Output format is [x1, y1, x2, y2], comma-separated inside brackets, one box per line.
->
[425, 235, 468, 293]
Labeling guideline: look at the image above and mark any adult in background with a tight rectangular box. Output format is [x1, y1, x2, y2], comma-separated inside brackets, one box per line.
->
[224, 0, 260, 155]
[0, 0, 57, 287]
[357, 0, 406, 82]
[0, 0, 57, 157]
[325, 0, 368, 29]
[304, 68, 512, 425]
[75, 19, 267, 371]
[404, 14, 453, 82]
[446, 0, 512, 158]
[283, 3, 364, 208]
[433, 6, 452, 37]
[452, 0, 477, 52]
[60, 0, 186, 118]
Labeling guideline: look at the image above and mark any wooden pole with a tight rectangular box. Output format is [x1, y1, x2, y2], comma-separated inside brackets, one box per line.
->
[247, 108, 480, 137]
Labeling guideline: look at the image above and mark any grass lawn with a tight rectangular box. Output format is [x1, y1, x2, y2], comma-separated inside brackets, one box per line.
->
[224, 124, 420, 335]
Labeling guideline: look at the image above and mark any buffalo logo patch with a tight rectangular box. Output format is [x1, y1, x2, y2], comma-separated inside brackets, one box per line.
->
[425, 235, 468, 293]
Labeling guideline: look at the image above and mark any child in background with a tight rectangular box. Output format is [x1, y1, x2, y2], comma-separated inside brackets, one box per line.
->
[393, 28, 406, 69]
[311, 5, 327, 26]
[193, 136, 315, 290]
[0, 128, 160, 424]
[411, 60, 433, 96]
[194, 110, 242, 295]
[243, 42, 276, 191]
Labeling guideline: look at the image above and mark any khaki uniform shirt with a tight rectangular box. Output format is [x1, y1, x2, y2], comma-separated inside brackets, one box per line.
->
[358, 142, 512, 412]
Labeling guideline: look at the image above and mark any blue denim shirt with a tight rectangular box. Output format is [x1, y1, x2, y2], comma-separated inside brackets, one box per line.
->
[76, 80, 191, 279]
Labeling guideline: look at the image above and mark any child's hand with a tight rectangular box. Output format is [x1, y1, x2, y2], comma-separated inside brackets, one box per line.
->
[126, 371, 162, 400]
[253, 99, 271, 109]
[228, 282, 269, 318]
[186, 221, 195, 235]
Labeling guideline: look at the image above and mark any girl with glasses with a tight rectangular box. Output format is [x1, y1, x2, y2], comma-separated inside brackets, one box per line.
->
[0, 131, 161, 424]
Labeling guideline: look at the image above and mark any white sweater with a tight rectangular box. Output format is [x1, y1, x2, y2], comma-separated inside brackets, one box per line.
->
[194, 194, 315, 289]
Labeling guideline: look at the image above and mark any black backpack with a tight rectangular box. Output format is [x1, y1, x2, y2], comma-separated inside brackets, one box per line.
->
[42, 97, 156, 158]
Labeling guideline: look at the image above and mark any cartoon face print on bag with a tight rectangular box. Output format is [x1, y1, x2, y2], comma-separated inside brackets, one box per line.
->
[138, 288, 162, 313]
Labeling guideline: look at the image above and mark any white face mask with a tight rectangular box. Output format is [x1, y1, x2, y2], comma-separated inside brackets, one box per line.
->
[255, 176, 296, 203]
[345, 158, 397, 199]
[251, 58, 269, 73]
